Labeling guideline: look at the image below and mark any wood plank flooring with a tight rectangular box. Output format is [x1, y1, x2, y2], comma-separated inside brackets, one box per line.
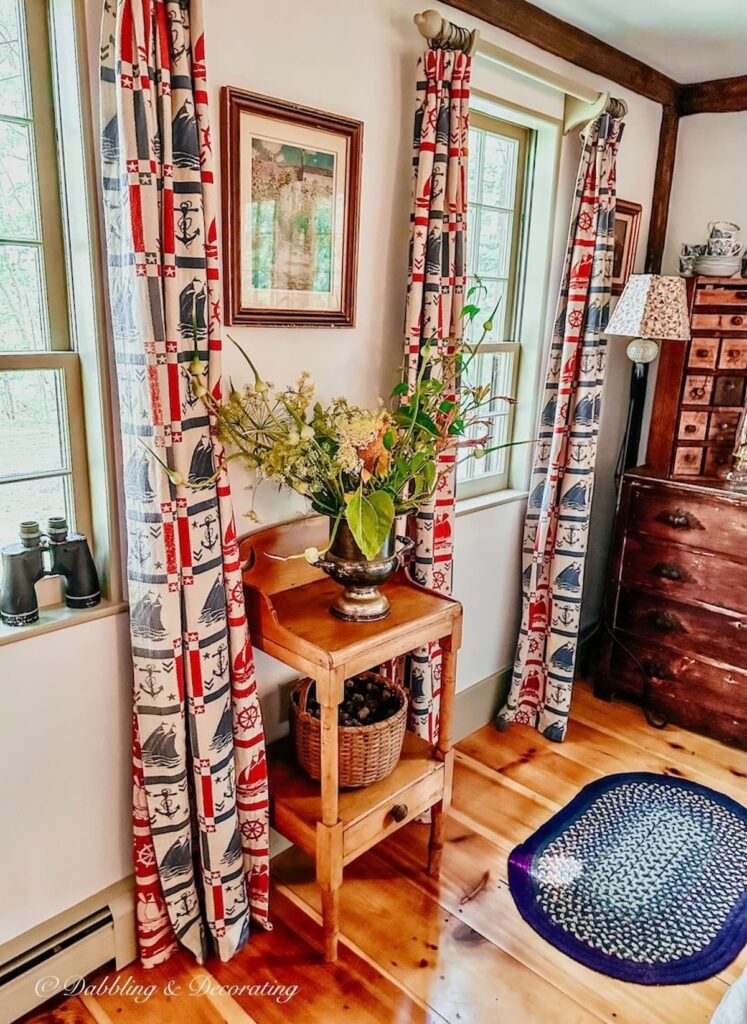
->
[20, 683, 746, 1024]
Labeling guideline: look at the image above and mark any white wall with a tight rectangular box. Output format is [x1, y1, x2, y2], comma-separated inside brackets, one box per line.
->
[0, 0, 662, 946]
[663, 112, 747, 274]
[0, 613, 132, 944]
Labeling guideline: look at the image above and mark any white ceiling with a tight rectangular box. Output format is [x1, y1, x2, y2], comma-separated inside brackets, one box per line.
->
[527, 0, 747, 83]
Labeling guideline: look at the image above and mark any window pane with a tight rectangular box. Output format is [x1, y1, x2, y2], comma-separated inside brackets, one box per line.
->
[0, 244, 49, 350]
[0, 369, 70, 477]
[477, 208, 512, 278]
[0, 0, 30, 118]
[467, 278, 507, 343]
[0, 475, 73, 551]
[467, 128, 481, 202]
[458, 348, 516, 482]
[0, 119, 39, 240]
[481, 133, 518, 208]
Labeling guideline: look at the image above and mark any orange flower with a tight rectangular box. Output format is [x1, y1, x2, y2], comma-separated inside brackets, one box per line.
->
[356, 426, 390, 478]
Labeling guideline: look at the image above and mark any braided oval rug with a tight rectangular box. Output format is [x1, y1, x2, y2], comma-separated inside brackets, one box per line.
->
[508, 772, 747, 984]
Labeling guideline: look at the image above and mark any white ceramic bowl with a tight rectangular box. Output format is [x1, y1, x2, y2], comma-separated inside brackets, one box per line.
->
[694, 255, 742, 277]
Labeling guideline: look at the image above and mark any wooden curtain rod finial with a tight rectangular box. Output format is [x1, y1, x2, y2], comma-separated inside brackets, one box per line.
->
[413, 9, 479, 54]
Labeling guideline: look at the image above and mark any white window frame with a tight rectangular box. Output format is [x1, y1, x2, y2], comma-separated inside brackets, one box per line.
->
[459, 112, 528, 499]
[1, 0, 124, 643]
[0, 0, 93, 544]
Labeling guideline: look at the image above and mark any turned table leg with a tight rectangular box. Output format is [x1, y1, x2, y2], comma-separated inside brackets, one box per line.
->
[317, 670, 344, 962]
[429, 632, 459, 878]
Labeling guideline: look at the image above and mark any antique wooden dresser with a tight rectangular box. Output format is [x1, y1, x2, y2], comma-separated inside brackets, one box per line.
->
[599, 277, 747, 748]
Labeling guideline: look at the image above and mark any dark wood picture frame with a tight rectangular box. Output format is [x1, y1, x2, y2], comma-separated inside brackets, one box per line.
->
[612, 199, 642, 295]
[221, 87, 362, 328]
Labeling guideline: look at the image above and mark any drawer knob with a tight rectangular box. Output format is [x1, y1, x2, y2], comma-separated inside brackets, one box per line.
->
[731, 316, 744, 326]
[391, 804, 409, 822]
[643, 658, 672, 681]
[649, 611, 685, 634]
[658, 508, 703, 530]
[653, 561, 685, 582]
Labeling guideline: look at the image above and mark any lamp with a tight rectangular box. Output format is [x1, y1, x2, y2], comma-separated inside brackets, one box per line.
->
[606, 274, 691, 469]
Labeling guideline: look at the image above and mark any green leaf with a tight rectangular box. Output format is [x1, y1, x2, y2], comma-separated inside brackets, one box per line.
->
[345, 490, 395, 560]
[382, 429, 395, 451]
[439, 399, 455, 413]
[391, 382, 409, 396]
[423, 461, 436, 490]
[415, 411, 440, 436]
[462, 303, 480, 319]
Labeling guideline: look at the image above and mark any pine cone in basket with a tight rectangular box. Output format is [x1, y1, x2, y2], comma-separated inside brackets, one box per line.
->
[302, 674, 402, 727]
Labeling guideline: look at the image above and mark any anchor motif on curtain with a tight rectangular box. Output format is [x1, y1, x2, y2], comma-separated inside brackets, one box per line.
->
[497, 112, 625, 742]
[100, 0, 270, 966]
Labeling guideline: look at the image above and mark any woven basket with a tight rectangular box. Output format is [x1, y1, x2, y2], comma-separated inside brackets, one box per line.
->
[290, 672, 407, 788]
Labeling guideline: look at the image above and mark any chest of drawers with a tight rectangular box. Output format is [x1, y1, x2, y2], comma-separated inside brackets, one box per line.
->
[600, 471, 747, 748]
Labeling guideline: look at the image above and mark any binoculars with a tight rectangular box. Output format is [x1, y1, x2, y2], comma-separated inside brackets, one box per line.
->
[0, 517, 101, 627]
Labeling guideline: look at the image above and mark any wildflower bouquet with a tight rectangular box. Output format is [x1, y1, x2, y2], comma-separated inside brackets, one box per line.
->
[188, 294, 515, 560]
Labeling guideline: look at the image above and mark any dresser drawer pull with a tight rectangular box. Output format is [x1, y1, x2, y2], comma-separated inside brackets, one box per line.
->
[736, 291, 747, 300]
[390, 804, 409, 822]
[725, 675, 739, 686]
[643, 658, 672, 681]
[653, 562, 687, 582]
[656, 508, 704, 530]
[733, 621, 746, 630]
[647, 611, 686, 634]
[731, 315, 744, 326]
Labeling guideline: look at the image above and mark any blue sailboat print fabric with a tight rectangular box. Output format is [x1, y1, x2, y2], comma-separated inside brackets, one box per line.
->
[497, 112, 624, 742]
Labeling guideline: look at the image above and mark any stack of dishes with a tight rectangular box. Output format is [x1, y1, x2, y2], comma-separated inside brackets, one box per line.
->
[693, 254, 742, 277]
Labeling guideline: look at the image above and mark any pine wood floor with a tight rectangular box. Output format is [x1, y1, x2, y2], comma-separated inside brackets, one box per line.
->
[23, 683, 747, 1024]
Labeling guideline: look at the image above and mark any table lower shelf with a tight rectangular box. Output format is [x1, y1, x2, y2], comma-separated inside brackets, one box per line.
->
[268, 732, 445, 865]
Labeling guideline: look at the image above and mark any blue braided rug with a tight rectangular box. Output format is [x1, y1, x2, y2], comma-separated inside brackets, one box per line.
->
[508, 772, 747, 984]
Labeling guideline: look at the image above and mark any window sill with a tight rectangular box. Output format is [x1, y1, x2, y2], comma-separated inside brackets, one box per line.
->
[456, 488, 529, 518]
[0, 598, 129, 647]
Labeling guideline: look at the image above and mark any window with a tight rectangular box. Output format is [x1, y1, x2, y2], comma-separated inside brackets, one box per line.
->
[0, 0, 91, 553]
[459, 113, 528, 497]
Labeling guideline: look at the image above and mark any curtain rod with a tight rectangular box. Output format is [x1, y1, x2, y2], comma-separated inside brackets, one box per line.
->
[413, 10, 628, 133]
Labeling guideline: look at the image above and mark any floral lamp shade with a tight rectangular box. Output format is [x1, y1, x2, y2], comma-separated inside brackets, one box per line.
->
[606, 274, 691, 342]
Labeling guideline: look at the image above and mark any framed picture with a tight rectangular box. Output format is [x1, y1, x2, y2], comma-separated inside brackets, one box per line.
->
[612, 199, 642, 295]
[221, 87, 362, 327]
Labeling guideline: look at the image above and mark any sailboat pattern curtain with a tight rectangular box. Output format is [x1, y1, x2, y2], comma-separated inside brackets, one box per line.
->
[497, 112, 624, 742]
[100, 0, 270, 966]
[403, 47, 470, 743]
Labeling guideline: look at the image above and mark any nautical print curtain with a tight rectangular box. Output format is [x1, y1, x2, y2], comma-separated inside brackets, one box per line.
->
[403, 47, 470, 743]
[100, 0, 270, 966]
[497, 111, 625, 742]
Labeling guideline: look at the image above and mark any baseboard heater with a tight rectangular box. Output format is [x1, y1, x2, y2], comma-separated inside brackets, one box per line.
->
[0, 878, 136, 1024]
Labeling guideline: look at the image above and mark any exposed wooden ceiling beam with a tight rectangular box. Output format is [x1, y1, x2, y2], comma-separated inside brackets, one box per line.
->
[645, 102, 679, 274]
[445, 0, 679, 105]
[678, 76, 747, 116]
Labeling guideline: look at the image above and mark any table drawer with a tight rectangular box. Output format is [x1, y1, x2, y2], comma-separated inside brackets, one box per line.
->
[628, 484, 747, 559]
[621, 535, 747, 612]
[615, 589, 747, 669]
[608, 639, 747, 748]
[342, 760, 445, 864]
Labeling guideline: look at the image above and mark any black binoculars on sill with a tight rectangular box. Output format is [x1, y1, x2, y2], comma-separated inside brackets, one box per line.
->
[0, 517, 101, 627]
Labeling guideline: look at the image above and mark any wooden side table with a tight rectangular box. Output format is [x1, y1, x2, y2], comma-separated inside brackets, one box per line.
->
[240, 516, 463, 961]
